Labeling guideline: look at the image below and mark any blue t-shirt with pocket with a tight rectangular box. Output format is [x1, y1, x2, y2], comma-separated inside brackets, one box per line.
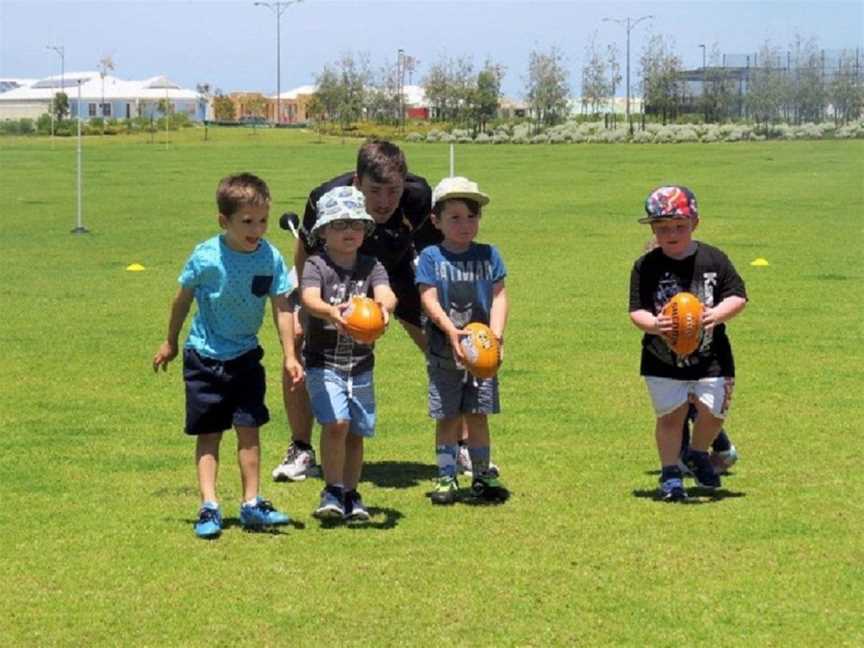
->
[179, 235, 293, 360]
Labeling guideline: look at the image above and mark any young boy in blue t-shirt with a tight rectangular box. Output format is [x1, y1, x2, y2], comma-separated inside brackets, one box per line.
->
[153, 173, 303, 538]
[415, 177, 510, 505]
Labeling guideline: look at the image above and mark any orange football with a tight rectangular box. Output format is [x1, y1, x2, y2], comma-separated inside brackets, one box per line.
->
[661, 292, 703, 357]
[460, 322, 501, 379]
[342, 296, 385, 344]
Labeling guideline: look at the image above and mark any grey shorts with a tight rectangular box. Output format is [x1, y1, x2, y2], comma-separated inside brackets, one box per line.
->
[427, 364, 500, 420]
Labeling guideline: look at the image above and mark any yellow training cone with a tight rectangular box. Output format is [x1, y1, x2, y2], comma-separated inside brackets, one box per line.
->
[750, 258, 769, 267]
[126, 263, 146, 272]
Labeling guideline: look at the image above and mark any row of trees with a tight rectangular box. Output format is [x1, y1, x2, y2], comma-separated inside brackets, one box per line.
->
[579, 32, 863, 125]
[308, 48, 571, 133]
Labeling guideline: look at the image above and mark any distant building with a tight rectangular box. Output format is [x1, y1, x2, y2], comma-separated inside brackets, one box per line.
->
[0, 72, 205, 121]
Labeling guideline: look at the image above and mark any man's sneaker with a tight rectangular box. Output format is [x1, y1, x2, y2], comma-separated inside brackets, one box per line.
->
[430, 476, 459, 505]
[313, 488, 345, 519]
[272, 443, 318, 482]
[711, 444, 739, 474]
[683, 451, 722, 489]
[343, 490, 371, 522]
[659, 477, 688, 502]
[240, 497, 291, 529]
[471, 472, 510, 503]
[194, 504, 222, 539]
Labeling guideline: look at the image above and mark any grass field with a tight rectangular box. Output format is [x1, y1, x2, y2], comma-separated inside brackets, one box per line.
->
[1, 128, 862, 646]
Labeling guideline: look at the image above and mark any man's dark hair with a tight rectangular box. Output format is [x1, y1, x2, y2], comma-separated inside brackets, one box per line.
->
[216, 173, 271, 217]
[356, 140, 407, 184]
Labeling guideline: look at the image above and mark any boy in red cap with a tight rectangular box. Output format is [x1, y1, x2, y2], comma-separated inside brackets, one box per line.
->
[628, 186, 747, 501]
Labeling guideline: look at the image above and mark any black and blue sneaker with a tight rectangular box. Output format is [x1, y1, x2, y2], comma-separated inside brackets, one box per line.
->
[683, 450, 722, 490]
[194, 503, 222, 539]
[240, 497, 291, 529]
[659, 476, 688, 502]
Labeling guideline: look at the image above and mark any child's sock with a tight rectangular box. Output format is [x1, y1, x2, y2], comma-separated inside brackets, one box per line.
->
[202, 500, 219, 510]
[243, 497, 259, 507]
[711, 430, 732, 453]
[436, 444, 458, 480]
[661, 465, 683, 481]
[468, 446, 491, 476]
[325, 483, 344, 498]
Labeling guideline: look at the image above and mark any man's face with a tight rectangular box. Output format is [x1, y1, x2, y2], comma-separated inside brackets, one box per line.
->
[354, 175, 404, 223]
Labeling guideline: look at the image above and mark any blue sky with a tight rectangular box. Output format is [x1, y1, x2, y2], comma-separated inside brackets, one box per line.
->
[1, 0, 862, 97]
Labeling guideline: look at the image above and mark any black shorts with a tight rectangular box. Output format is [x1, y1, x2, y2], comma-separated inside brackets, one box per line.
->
[183, 346, 269, 435]
[390, 262, 422, 328]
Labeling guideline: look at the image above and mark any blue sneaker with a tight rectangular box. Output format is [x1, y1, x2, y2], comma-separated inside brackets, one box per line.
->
[343, 490, 370, 522]
[314, 487, 344, 519]
[659, 477, 688, 502]
[195, 503, 222, 538]
[240, 497, 290, 529]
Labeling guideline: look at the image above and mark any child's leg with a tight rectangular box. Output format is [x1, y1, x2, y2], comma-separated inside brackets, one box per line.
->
[436, 417, 462, 479]
[343, 432, 364, 491]
[465, 413, 491, 475]
[655, 404, 689, 467]
[690, 401, 724, 452]
[235, 426, 261, 502]
[196, 432, 222, 504]
[321, 421, 349, 487]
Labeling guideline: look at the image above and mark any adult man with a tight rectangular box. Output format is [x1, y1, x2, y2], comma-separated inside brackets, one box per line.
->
[272, 140, 440, 481]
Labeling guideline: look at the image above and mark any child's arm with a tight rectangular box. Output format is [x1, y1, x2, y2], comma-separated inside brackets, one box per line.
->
[372, 284, 397, 328]
[153, 287, 194, 371]
[301, 287, 348, 332]
[702, 296, 746, 332]
[419, 283, 466, 362]
[272, 293, 304, 388]
[489, 280, 509, 361]
[629, 309, 675, 336]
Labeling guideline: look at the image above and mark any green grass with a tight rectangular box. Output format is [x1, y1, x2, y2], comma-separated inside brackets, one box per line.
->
[1, 128, 862, 646]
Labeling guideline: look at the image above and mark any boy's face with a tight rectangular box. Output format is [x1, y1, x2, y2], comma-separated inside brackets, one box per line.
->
[433, 199, 480, 251]
[650, 217, 698, 257]
[354, 174, 404, 223]
[322, 218, 366, 256]
[219, 203, 269, 252]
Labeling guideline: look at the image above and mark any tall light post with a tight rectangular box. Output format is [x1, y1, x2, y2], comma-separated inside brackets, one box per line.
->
[72, 79, 88, 234]
[254, 0, 302, 126]
[47, 45, 65, 137]
[603, 15, 652, 131]
[699, 43, 707, 70]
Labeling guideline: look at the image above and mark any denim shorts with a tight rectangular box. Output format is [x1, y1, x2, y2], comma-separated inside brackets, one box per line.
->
[183, 346, 269, 435]
[427, 364, 500, 420]
[305, 367, 376, 437]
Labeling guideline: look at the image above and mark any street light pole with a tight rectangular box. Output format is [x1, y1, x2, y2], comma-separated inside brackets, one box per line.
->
[603, 15, 652, 131]
[254, 1, 302, 126]
[72, 79, 88, 234]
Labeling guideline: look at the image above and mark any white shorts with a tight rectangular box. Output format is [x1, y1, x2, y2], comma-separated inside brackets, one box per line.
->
[644, 376, 734, 419]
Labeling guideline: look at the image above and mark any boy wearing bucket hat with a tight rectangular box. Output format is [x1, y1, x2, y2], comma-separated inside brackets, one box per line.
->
[416, 176, 510, 505]
[272, 140, 439, 482]
[300, 186, 396, 521]
[628, 186, 747, 501]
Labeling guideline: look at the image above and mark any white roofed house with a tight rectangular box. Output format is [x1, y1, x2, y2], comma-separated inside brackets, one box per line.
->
[0, 72, 206, 121]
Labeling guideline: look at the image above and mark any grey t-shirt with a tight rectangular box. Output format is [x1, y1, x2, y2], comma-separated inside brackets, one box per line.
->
[301, 252, 389, 375]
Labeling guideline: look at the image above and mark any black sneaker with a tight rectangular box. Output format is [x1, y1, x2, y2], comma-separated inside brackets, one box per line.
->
[683, 450, 721, 489]
[471, 472, 510, 503]
[343, 489, 370, 522]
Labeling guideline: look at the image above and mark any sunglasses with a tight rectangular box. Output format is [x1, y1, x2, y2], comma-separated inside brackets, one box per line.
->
[329, 219, 369, 231]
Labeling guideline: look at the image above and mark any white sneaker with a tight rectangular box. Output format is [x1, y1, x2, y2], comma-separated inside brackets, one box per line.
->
[272, 444, 318, 482]
[456, 446, 473, 475]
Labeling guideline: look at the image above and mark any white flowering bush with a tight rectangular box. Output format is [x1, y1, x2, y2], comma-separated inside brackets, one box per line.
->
[405, 132, 423, 142]
[425, 129, 443, 142]
[530, 133, 549, 144]
[474, 132, 492, 144]
[492, 132, 510, 144]
[631, 129, 654, 143]
[512, 123, 533, 140]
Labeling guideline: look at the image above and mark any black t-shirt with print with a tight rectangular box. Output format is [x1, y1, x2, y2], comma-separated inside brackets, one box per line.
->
[629, 242, 747, 379]
[299, 171, 440, 275]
